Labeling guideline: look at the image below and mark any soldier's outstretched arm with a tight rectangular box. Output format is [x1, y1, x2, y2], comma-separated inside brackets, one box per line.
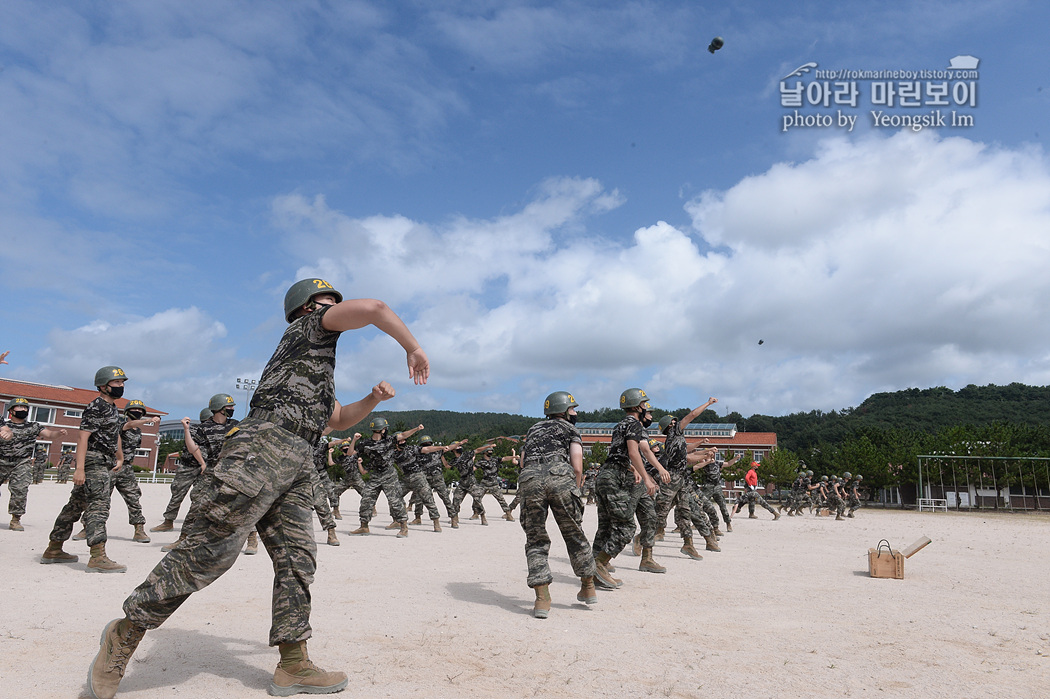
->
[320, 298, 429, 385]
[680, 397, 718, 430]
[329, 382, 396, 431]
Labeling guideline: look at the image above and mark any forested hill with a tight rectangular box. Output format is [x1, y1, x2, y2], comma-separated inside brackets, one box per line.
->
[745, 383, 1050, 453]
[330, 383, 1050, 451]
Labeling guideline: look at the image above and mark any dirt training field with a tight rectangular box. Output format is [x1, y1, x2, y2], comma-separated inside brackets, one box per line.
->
[1, 482, 1047, 698]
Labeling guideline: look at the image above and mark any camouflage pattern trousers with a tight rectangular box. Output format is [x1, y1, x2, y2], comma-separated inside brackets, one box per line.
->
[162, 463, 203, 522]
[56, 461, 71, 483]
[0, 456, 33, 517]
[593, 465, 649, 557]
[477, 480, 511, 514]
[415, 470, 454, 518]
[826, 492, 846, 516]
[701, 484, 733, 525]
[123, 420, 318, 646]
[48, 456, 112, 546]
[451, 477, 484, 517]
[359, 470, 407, 524]
[311, 468, 336, 531]
[656, 471, 712, 540]
[518, 465, 596, 588]
[330, 468, 364, 509]
[737, 489, 778, 516]
[401, 471, 440, 520]
[847, 495, 861, 514]
[105, 465, 146, 525]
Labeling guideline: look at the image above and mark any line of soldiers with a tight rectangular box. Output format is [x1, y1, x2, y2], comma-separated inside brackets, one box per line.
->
[779, 468, 865, 520]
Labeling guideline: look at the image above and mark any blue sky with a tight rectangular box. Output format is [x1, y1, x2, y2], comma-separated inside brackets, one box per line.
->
[2, 1, 1049, 422]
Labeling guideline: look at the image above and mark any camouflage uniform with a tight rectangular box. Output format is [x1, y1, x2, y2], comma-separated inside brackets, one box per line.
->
[398, 444, 440, 521]
[845, 478, 862, 516]
[475, 455, 512, 514]
[104, 419, 147, 526]
[177, 415, 241, 535]
[700, 460, 732, 527]
[356, 435, 408, 525]
[450, 452, 484, 517]
[32, 449, 48, 484]
[47, 396, 120, 547]
[654, 422, 713, 540]
[311, 441, 336, 531]
[519, 417, 595, 587]
[329, 448, 365, 509]
[592, 415, 648, 558]
[56, 452, 75, 483]
[123, 304, 340, 646]
[0, 419, 43, 517]
[412, 450, 453, 519]
[161, 451, 204, 522]
[581, 465, 598, 503]
[737, 487, 778, 517]
[826, 480, 846, 517]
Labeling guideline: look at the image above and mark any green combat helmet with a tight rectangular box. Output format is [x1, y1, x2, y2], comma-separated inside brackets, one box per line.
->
[7, 397, 30, 413]
[208, 393, 236, 413]
[284, 278, 343, 322]
[620, 388, 651, 410]
[806, 470, 814, 477]
[124, 399, 146, 418]
[369, 417, 389, 433]
[543, 391, 579, 416]
[658, 415, 675, 433]
[843, 471, 852, 480]
[94, 366, 129, 386]
[419, 435, 434, 446]
[199, 408, 213, 422]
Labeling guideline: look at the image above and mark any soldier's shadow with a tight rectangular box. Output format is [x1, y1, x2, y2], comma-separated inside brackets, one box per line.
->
[446, 581, 525, 614]
[80, 627, 271, 697]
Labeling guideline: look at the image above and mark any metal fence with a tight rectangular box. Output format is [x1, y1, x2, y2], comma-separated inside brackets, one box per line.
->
[916, 454, 1050, 511]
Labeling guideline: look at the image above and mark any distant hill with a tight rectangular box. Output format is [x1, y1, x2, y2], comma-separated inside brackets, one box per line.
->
[331, 383, 1050, 453]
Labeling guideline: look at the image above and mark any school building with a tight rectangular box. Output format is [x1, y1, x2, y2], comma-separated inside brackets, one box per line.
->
[0, 377, 166, 471]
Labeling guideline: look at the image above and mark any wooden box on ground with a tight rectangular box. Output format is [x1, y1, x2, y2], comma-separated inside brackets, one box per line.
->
[868, 536, 932, 579]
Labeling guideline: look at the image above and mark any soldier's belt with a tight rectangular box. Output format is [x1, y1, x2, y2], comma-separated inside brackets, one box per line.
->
[247, 408, 322, 446]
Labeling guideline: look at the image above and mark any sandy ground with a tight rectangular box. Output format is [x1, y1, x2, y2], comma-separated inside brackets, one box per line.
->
[1, 481, 1048, 699]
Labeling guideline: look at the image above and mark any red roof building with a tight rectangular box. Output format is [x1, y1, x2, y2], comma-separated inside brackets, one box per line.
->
[0, 377, 167, 471]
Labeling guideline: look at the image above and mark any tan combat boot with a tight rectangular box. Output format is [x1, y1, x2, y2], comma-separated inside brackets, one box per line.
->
[748, 513, 758, 519]
[532, 584, 551, 619]
[87, 543, 127, 574]
[432, 518, 442, 533]
[639, 547, 666, 574]
[161, 533, 186, 552]
[270, 641, 348, 697]
[450, 515, 459, 529]
[503, 511, 514, 522]
[713, 527, 725, 538]
[385, 520, 400, 530]
[244, 531, 259, 555]
[150, 519, 174, 532]
[655, 527, 664, 542]
[631, 534, 641, 556]
[577, 576, 598, 604]
[726, 521, 733, 532]
[480, 513, 488, 526]
[40, 540, 79, 564]
[349, 523, 370, 535]
[332, 507, 342, 520]
[593, 551, 622, 589]
[469, 512, 480, 520]
[835, 513, 844, 521]
[89, 617, 146, 699]
[9, 515, 24, 531]
[326, 528, 340, 546]
[680, 537, 704, 560]
[773, 510, 781, 521]
[73, 526, 87, 540]
[132, 524, 150, 543]
[409, 516, 422, 525]
[396, 522, 409, 538]
[703, 532, 721, 552]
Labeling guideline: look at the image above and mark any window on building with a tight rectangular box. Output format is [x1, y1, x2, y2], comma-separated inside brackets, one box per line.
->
[135, 448, 150, 459]
[31, 406, 56, 424]
[65, 409, 83, 418]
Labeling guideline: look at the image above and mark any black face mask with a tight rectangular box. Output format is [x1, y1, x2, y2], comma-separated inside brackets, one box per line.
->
[106, 385, 125, 399]
[567, 413, 578, 425]
[640, 413, 653, 428]
[128, 411, 145, 421]
[12, 409, 29, 420]
[223, 407, 236, 418]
